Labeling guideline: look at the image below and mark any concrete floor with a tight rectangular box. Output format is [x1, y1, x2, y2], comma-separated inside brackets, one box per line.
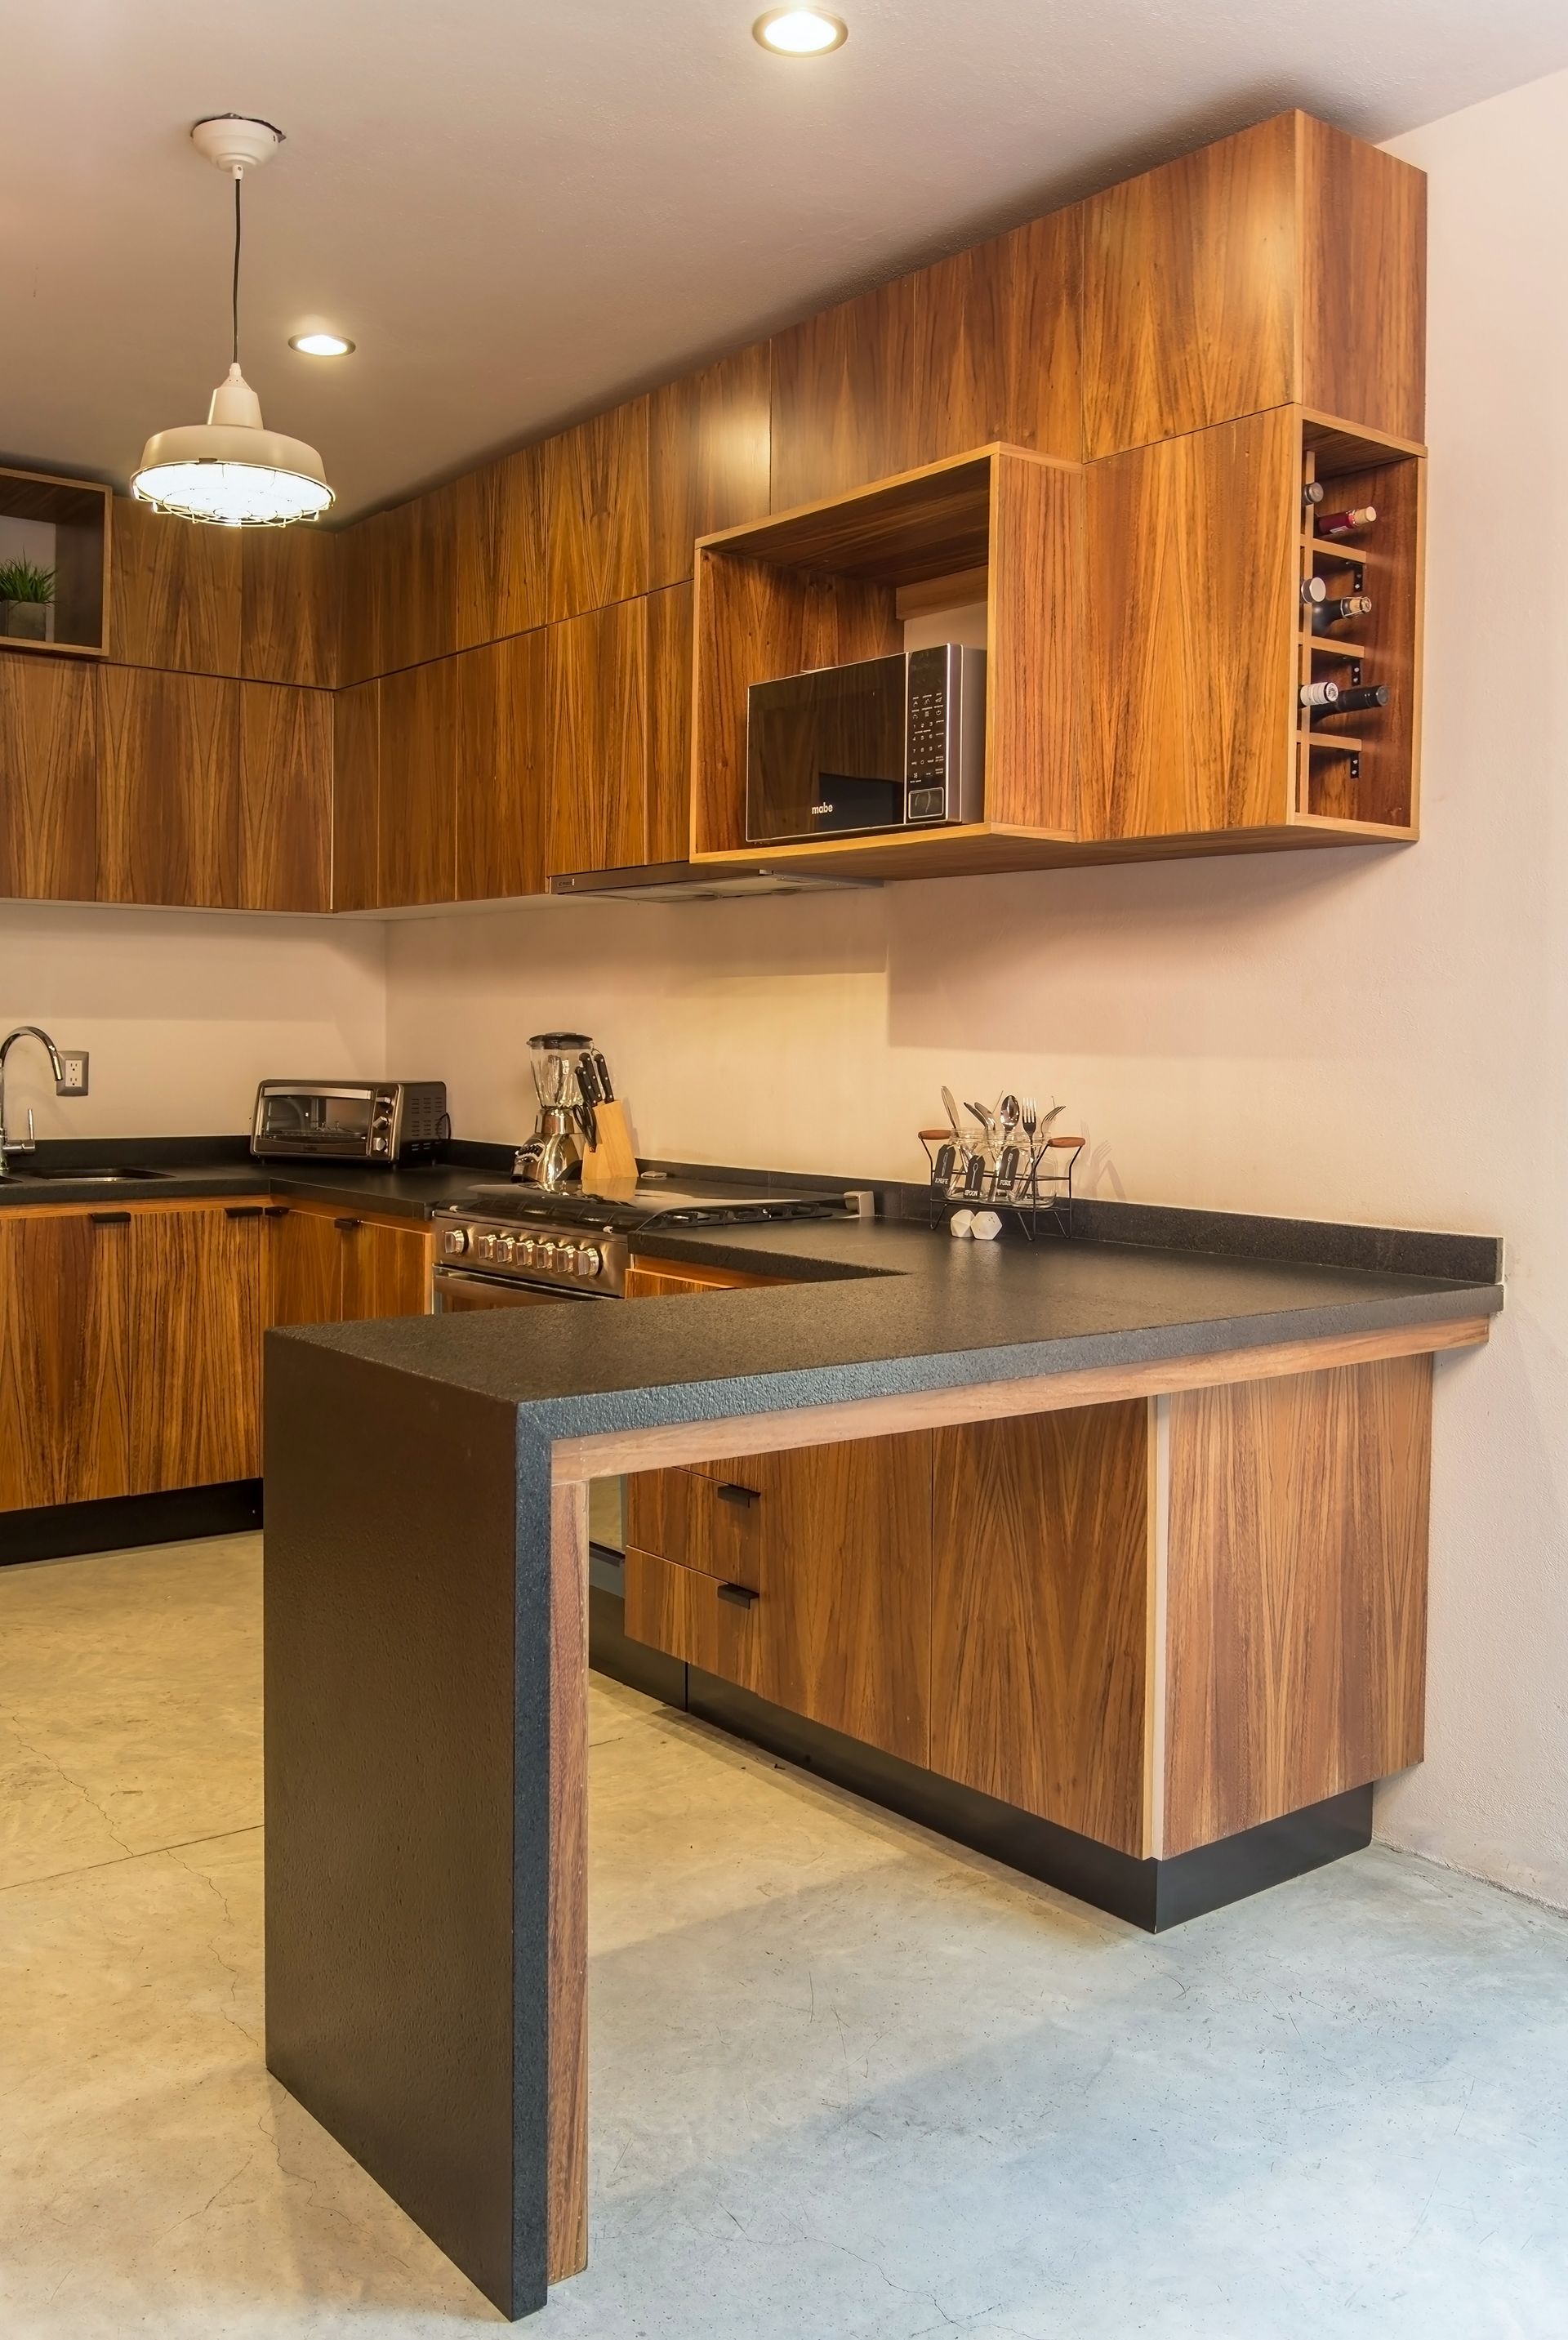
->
[2, 1539, 1566, 2338]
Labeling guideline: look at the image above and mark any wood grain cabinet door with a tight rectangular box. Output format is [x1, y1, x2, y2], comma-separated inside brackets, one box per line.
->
[377, 656, 457, 906]
[545, 401, 649, 623]
[240, 524, 339, 687]
[0, 1210, 130, 1510]
[929, 1406, 1152, 1856]
[456, 631, 549, 901]
[752, 1433, 933, 1765]
[644, 582, 693, 867]
[97, 666, 242, 907]
[106, 497, 243, 674]
[546, 601, 648, 877]
[265, 1207, 345, 1327]
[0, 652, 98, 901]
[125, 1205, 265, 1491]
[339, 1219, 432, 1321]
[239, 684, 332, 911]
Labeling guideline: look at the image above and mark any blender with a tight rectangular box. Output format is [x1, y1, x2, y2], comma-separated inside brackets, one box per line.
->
[512, 1031, 591, 1189]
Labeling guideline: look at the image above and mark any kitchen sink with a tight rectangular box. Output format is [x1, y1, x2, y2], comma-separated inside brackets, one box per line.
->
[2, 1163, 174, 1183]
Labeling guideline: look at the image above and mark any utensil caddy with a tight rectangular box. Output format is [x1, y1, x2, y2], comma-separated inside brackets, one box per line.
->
[918, 1126, 1085, 1239]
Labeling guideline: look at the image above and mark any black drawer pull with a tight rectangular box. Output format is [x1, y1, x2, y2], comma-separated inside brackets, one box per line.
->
[89, 1210, 131, 1227]
[717, 1581, 759, 1609]
[715, 1482, 760, 1509]
[334, 1216, 363, 1231]
[225, 1206, 264, 1219]
[264, 1206, 289, 1219]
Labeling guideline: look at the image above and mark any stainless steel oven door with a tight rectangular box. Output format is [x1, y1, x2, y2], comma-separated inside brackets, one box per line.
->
[430, 1266, 626, 1553]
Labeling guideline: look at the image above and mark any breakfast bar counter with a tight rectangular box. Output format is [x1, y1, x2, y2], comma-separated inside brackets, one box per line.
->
[262, 1204, 1502, 2318]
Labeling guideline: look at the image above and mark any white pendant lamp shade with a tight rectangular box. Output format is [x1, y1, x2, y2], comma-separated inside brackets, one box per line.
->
[134, 116, 334, 528]
[134, 363, 333, 527]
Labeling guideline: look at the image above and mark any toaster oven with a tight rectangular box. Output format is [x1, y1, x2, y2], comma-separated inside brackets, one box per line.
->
[250, 1081, 448, 1163]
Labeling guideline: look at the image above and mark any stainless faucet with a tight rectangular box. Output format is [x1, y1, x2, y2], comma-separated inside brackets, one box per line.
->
[0, 1026, 68, 1179]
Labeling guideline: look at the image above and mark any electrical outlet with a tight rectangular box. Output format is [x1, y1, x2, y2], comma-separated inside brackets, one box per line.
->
[56, 1053, 89, 1097]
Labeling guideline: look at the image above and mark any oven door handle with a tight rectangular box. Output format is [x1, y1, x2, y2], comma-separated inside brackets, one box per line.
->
[433, 1265, 604, 1302]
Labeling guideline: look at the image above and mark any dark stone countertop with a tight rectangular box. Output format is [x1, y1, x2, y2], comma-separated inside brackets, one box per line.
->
[278, 1210, 1504, 1446]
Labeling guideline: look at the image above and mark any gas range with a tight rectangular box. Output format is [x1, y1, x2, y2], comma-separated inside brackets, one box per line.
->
[434, 1183, 857, 1298]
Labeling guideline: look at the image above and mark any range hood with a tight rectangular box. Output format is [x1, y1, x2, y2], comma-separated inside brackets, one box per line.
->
[550, 860, 880, 903]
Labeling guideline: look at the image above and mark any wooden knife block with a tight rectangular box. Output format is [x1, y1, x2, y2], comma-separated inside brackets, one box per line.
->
[583, 1098, 638, 1190]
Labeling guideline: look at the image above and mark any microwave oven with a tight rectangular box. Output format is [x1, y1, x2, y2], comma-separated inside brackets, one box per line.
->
[250, 1081, 448, 1163]
[746, 644, 985, 845]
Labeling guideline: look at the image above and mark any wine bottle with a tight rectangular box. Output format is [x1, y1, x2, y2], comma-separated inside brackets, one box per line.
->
[1300, 576, 1328, 607]
[1325, 683, 1390, 715]
[1316, 505, 1377, 537]
[1298, 680, 1340, 709]
[1303, 480, 1325, 512]
[1314, 593, 1373, 626]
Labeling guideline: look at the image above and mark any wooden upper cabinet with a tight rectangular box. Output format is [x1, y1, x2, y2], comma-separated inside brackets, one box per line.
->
[378, 655, 457, 905]
[241, 525, 339, 688]
[546, 599, 648, 876]
[645, 582, 693, 865]
[0, 1210, 129, 1511]
[915, 207, 1084, 463]
[336, 507, 390, 688]
[332, 678, 381, 911]
[648, 345, 773, 590]
[1297, 115, 1425, 448]
[1081, 111, 1425, 460]
[453, 445, 546, 650]
[239, 684, 332, 912]
[1080, 408, 1298, 839]
[377, 493, 458, 674]
[97, 666, 241, 907]
[0, 652, 97, 900]
[457, 630, 549, 900]
[930, 1406, 1152, 1856]
[546, 400, 650, 622]
[768, 275, 921, 510]
[107, 497, 243, 675]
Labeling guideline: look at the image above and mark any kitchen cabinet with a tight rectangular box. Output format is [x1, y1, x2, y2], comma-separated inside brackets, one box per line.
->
[239, 684, 333, 912]
[626, 1431, 933, 1763]
[644, 583, 693, 867]
[768, 275, 922, 512]
[624, 1255, 784, 1298]
[545, 399, 649, 623]
[108, 493, 337, 685]
[914, 206, 1084, 465]
[929, 1405, 1152, 1857]
[97, 665, 242, 908]
[0, 651, 97, 900]
[546, 600, 648, 877]
[456, 629, 549, 902]
[648, 345, 772, 591]
[0, 1208, 129, 1509]
[267, 1203, 432, 1326]
[240, 522, 339, 688]
[125, 1204, 266, 1491]
[332, 680, 381, 911]
[378, 655, 458, 906]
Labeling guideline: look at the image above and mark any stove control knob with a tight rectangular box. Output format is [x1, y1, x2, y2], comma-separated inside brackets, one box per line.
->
[496, 1236, 517, 1264]
[475, 1232, 497, 1261]
[557, 1241, 577, 1273]
[537, 1240, 558, 1269]
[517, 1237, 537, 1269]
[575, 1245, 601, 1279]
[441, 1226, 470, 1259]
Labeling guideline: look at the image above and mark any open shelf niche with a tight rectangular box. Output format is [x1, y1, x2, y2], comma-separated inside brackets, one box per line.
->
[688, 443, 1081, 880]
[0, 468, 112, 657]
[1294, 415, 1424, 836]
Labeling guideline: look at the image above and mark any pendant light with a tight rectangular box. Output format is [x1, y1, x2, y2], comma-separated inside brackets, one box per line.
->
[133, 116, 334, 528]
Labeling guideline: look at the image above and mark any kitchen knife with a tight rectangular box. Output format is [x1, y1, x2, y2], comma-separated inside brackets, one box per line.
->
[577, 1051, 603, 1107]
[594, 1051, 616, 1103]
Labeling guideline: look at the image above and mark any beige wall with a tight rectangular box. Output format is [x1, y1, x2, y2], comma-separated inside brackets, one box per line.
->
[0, 903, 386, 1140]
[385, 67, 1568, 1908]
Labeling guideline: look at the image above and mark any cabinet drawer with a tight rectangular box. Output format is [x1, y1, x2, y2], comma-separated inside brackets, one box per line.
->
[624, 1463, 764, 1576]
[623, 1547, 762, 1687]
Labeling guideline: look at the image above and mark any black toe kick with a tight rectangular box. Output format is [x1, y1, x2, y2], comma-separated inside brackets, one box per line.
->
[588, 1601, 1372, 1930]
[0, 1480, 263, 1567]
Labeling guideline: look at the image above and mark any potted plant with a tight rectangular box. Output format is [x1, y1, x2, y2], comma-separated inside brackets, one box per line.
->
[0, 557, 56, 642]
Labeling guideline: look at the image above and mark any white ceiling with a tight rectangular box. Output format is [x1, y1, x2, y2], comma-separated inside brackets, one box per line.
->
[6, 1, 1566, 521]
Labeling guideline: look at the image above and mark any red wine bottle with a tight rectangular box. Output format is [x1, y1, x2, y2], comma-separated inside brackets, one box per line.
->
[1298, 680, 1340, 709]
[1316, 505, 1377, 537]
[1300, 576, 1328, 607]
[1325, 683, 1390, 715]
[1303, 480, 1325, 513]
[1314, 593, 1373, 626]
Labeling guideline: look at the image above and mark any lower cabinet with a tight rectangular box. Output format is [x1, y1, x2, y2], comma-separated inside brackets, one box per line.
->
[626, 1405, 1153, 1847]
[0, 1196, 434, 1518]
[266, 1203, 433, 1325]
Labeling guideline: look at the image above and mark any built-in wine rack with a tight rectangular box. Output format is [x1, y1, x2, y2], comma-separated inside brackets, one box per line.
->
[1294, 421, 1423, 833]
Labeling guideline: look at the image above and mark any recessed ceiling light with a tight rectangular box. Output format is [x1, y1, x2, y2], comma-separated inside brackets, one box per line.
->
[753, 8, 848, 55]
[289, 332, 355, 357]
